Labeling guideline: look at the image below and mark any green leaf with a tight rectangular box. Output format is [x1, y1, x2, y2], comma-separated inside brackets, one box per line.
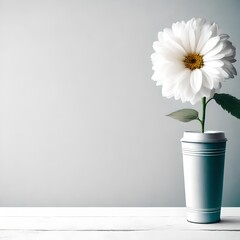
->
[213, 93, 240, 119]
[166, 109, 199, 122]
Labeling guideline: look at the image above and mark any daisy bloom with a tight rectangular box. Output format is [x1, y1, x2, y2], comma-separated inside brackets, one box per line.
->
[151, 18, 237, 105]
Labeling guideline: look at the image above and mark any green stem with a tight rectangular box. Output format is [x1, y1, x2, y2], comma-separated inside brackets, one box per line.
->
[201, 97, 207, 133]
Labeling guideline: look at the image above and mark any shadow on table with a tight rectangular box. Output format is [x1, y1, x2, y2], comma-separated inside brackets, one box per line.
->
[220, 217, 240, 225]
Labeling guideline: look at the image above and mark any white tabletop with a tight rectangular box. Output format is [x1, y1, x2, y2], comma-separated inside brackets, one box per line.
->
[0, 207, 239, 240]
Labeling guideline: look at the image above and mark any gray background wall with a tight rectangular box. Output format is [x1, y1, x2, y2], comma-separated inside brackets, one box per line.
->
[0, 0, 239, 206]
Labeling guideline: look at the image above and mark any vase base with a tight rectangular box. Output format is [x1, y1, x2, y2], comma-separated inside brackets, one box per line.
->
[187, 219, 220, 224]
[186, 208, 221, 224]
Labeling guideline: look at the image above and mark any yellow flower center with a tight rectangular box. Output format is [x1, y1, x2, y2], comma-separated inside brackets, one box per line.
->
[184, 53, 204, 70]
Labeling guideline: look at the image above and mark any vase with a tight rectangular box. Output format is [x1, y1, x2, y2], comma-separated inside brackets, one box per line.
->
[181, 131, 227, 223]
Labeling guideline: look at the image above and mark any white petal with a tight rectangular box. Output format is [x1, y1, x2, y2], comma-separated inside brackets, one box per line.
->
[190, 86, 212, 104]
[209, 22, 218, 37]
[166, 37, 187, 55]
[152, 70, 163, 83]
[183, 83, 195, 103]
[201, 69, 214, 89]
[175, 69, 191, 91]
[162, 78, 178, 98]
[172, 21, 184, 38]
[203, 42, 224, 59]
[177, 69, 193, 102]
[217, 68, 230, 78]
[222, 60, 237, 77]
[153, 41, 164, 53]
[196, 25, 212, 52]
[200, 36, 220, 55]
[202, 65, 220, 75]
[203, 53, 225, 61]
[189, 27, 196, 52]
[162, 29, 187, 56]
[220, 43, 236, 58]
[190, 69, 202, 93]
[204, 60, 224, 67]
[219, 33, 229, 41]
[157, 31, 165, 42]
[180, 26, 191, 53]
[157, 46, 184, 62]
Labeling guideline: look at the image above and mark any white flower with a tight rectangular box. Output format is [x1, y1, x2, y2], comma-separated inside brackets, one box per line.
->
[151, 18, 237, 104]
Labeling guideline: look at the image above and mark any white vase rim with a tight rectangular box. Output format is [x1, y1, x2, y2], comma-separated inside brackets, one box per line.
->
[181, 131, 227, 143]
